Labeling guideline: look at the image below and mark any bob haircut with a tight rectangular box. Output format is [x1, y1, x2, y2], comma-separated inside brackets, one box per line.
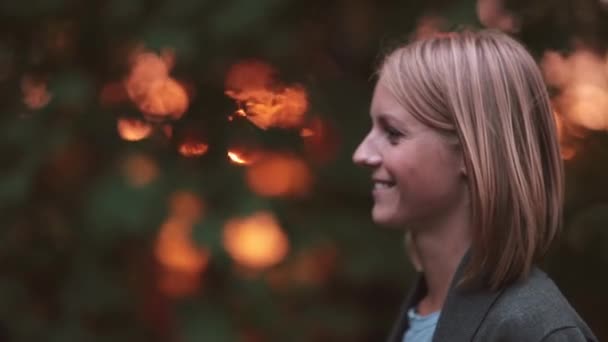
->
[379, 30, 564, 290]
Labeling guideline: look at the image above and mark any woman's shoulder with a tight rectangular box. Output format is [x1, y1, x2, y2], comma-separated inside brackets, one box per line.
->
[478, 267, 597, 341]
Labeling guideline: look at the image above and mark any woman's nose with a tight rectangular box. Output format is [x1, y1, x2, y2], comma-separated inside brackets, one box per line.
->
[353, 136, 381, 168]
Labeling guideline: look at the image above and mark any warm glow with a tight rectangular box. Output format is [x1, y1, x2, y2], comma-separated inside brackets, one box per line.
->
[542, 49, 608, 132]
[226, 86, 309, 130]
[228, 108, 247, 121]
[245, 153, 312, 197]
[178, 141, 209, 157]
[117, 118, 153, 141]
[125, 48, 189, 121]
[553, 111, 576, 160]
[123, 153, 159, 187]
[21, 75, 52, 109]
[168, 190, 204, 221]
[224, 60, 309, 129]
[541, 51, 570, 87]
[156, 191, 208, 297]
[299, 127, 314, 137]
[156, 217, 210, 273]
[137, 79, 189, 121]
[227, 149, 259, 165]
[223, 212, 289, 269]
[225, 60, 276, 93]
[561, 84, 608, 131]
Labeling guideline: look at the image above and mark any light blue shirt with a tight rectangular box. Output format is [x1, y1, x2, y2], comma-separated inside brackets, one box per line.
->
[402, 308, 440, 342]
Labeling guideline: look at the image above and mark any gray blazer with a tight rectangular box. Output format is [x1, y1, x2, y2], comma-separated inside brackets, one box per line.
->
[388, 255, 598, 342]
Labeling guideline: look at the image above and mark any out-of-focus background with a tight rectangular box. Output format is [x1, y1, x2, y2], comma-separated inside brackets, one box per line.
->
[1, 0, 607, 341]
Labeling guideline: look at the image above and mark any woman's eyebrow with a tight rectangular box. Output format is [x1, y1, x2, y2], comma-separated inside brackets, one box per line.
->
[376, 113, 408, 129]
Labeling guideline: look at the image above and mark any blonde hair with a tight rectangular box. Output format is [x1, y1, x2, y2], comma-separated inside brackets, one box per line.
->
[380, 30, 564, 290]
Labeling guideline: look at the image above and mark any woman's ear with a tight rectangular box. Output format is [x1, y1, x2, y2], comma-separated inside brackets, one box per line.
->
[458, 150, 467, 178]
[460, 164, 467, 178]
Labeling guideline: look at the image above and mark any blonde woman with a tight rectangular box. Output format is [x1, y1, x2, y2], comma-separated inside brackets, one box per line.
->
[353, 30, 597, 342]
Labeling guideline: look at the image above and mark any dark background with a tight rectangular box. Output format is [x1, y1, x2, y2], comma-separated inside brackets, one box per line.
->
[1, 0, 607, 341]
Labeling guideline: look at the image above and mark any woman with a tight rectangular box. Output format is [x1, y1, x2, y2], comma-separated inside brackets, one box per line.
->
[353, 30, 597, 342]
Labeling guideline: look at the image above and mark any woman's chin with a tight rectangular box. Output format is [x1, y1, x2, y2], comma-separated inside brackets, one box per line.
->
[372, 207, 404, 228]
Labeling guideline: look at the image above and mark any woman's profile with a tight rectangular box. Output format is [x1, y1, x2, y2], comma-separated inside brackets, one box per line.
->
[353, 30, 598, 341]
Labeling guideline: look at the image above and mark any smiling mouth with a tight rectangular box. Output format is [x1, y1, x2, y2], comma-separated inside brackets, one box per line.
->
[373, 181, 395, 190]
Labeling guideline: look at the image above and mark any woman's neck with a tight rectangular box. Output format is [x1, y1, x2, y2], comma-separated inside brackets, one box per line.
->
[410, 207, 471, 315]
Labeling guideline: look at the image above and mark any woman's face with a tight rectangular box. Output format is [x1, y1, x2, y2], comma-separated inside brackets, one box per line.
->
[353, 76, 468, 228]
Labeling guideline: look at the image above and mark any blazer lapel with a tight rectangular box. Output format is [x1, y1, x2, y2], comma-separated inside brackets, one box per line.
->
[432, 253, 505, 342]
[386, 251, 505, 342]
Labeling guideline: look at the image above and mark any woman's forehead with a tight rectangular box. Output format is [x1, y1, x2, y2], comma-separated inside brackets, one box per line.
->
[370, 78, 416, 123]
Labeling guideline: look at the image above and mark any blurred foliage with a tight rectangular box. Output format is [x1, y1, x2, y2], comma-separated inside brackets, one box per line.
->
[1, 0, 607, 341]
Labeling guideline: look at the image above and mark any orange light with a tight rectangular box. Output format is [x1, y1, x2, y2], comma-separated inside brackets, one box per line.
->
[561, 84, 608, 131]
[541, 51, 569, 87]
[168, 190, 204, 221]
[553, 110, 581, 160]
[299, 127, 314, 137]
[122, 153, 159, 187]
[21, 75, 51, 109]
[117, 118, 153, 141]
[137, 79, 189, 121]
[155, 217, 210, 273]
[228, 108, 247, 121]
[225, 60, 276, 93]
[125, 48, 189, 121]
[225, 60, 309, 129]
[245, 153, 312, 198]
[542, 49, 608, 132]
[227, 150, 258, 165]
[178, 141, 209, 157]
[223, 212, 289, 269]
[228, 86, 308, 130]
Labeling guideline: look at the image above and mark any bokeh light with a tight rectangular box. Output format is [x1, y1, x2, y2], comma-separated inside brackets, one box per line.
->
[21, 75, 52, 109]
[245, 153, 312, 198]
[168, 190, 204, 222]
[227, 149, 260, 165]
[223, 211, 289, 270]
[125, 48, 189, 121]
[155, 217, 210, 297]
[156, 217, 209, 273]
[225, 60, 309, 130]
[122, 153, 159, 187]
[178, 140, 209, 158]
[542, 49, 608, 132]
[117, 118, 153, 141]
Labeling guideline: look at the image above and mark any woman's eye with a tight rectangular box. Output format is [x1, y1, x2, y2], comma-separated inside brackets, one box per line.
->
[384, 126, 402, 142]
